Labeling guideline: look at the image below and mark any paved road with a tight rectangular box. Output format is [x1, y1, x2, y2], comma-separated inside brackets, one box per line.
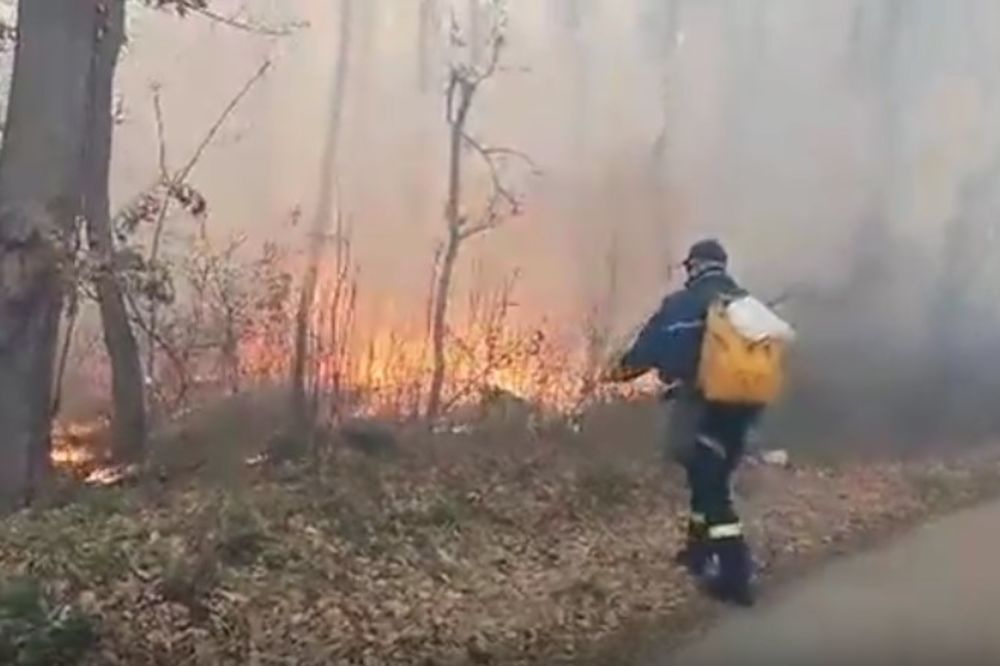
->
[659, 499, 1000, 666]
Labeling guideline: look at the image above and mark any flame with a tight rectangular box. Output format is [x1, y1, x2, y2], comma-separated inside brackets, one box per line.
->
[52, 319, 656, 484]
[51, 418, 119, 483]
[53, 257, 657, 477]
[227, 292, 656, 422]
[231, 323, 587, 416]
[51, 444, 95, 468]
[52, 420, 104, 467]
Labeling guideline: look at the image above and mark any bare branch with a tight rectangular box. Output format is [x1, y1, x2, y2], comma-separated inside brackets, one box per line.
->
[151, 84, 169, 182]
[123, 290, 193, 408]
[146, 59, 270, 257]
[456, 130, 529, 239]
[461, 132, 520, 198]
[147, 0, 307, 37]
[116, 60, 271, 247]
[142, 60, 272, 381]
[448, 8, 466, 49]
[177, 59, 272, 182]
[458, 218, 500, 241]
[190, 5, 308, 37]
[471, 32, 504, 86]
[479, 145, 541, 174]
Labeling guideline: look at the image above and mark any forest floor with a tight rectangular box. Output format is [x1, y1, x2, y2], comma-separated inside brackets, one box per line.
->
[3, 397, 1000, 665]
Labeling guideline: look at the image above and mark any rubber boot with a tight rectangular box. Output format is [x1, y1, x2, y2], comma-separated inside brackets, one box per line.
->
[673, 518, 709, 576]
[703, 537, 755, 607]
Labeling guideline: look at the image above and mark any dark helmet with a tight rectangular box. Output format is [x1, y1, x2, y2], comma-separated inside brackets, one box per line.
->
[684, 239, 728, 269]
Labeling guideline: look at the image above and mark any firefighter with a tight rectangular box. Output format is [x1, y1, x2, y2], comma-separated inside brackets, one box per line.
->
[603, 239, 760, 606]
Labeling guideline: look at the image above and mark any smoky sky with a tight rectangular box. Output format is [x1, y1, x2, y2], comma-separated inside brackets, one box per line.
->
[32, 0, 1000, 446]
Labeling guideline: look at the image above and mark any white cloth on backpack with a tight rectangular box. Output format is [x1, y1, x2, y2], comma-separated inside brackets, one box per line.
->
[725, 296, 796, 343]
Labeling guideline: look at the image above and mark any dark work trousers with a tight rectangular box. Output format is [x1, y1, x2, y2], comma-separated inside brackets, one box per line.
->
[687, 402, 759, 533]
[666, 391, 760, 593]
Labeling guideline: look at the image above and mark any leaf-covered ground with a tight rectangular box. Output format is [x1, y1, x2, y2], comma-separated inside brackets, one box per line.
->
[3, 436, 1000, 666]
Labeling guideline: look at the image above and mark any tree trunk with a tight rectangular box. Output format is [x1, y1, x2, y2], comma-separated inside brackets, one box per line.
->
[81, 0, 146, 462]
[425, 82, 470, 421]
[0, 0, 103, 505]
[426, 228, 459, 420]
[290, 0, 353, 439]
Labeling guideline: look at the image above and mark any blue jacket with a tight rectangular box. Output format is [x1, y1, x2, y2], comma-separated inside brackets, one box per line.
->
[621, 268, 745, 384]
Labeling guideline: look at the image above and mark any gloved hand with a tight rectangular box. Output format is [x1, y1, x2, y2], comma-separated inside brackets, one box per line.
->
[661, 380, 682, 401]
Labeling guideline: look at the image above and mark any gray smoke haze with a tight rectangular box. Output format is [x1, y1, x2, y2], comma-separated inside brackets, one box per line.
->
[41, 0, 1000, 450]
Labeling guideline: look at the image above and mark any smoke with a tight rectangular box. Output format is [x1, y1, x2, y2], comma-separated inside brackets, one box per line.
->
[747, 1, 1000, 455]
[69, 0, 1000, 450]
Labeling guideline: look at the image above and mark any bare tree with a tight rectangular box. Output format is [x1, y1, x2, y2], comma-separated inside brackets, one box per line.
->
[425, 9, 537, 420]
[0, 0, 104, 505]
[73, 1, 297, 462]
[290, 0, 353, 443]
[80, 0, 147, 462]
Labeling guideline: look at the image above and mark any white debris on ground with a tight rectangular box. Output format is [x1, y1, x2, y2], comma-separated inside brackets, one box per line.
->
[761, 449, 791, 468]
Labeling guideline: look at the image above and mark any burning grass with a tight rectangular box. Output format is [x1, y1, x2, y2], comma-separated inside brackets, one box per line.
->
[52, 421, 111, 479]
[113, 228, 651, 427]
[51, 249, 658, 481]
